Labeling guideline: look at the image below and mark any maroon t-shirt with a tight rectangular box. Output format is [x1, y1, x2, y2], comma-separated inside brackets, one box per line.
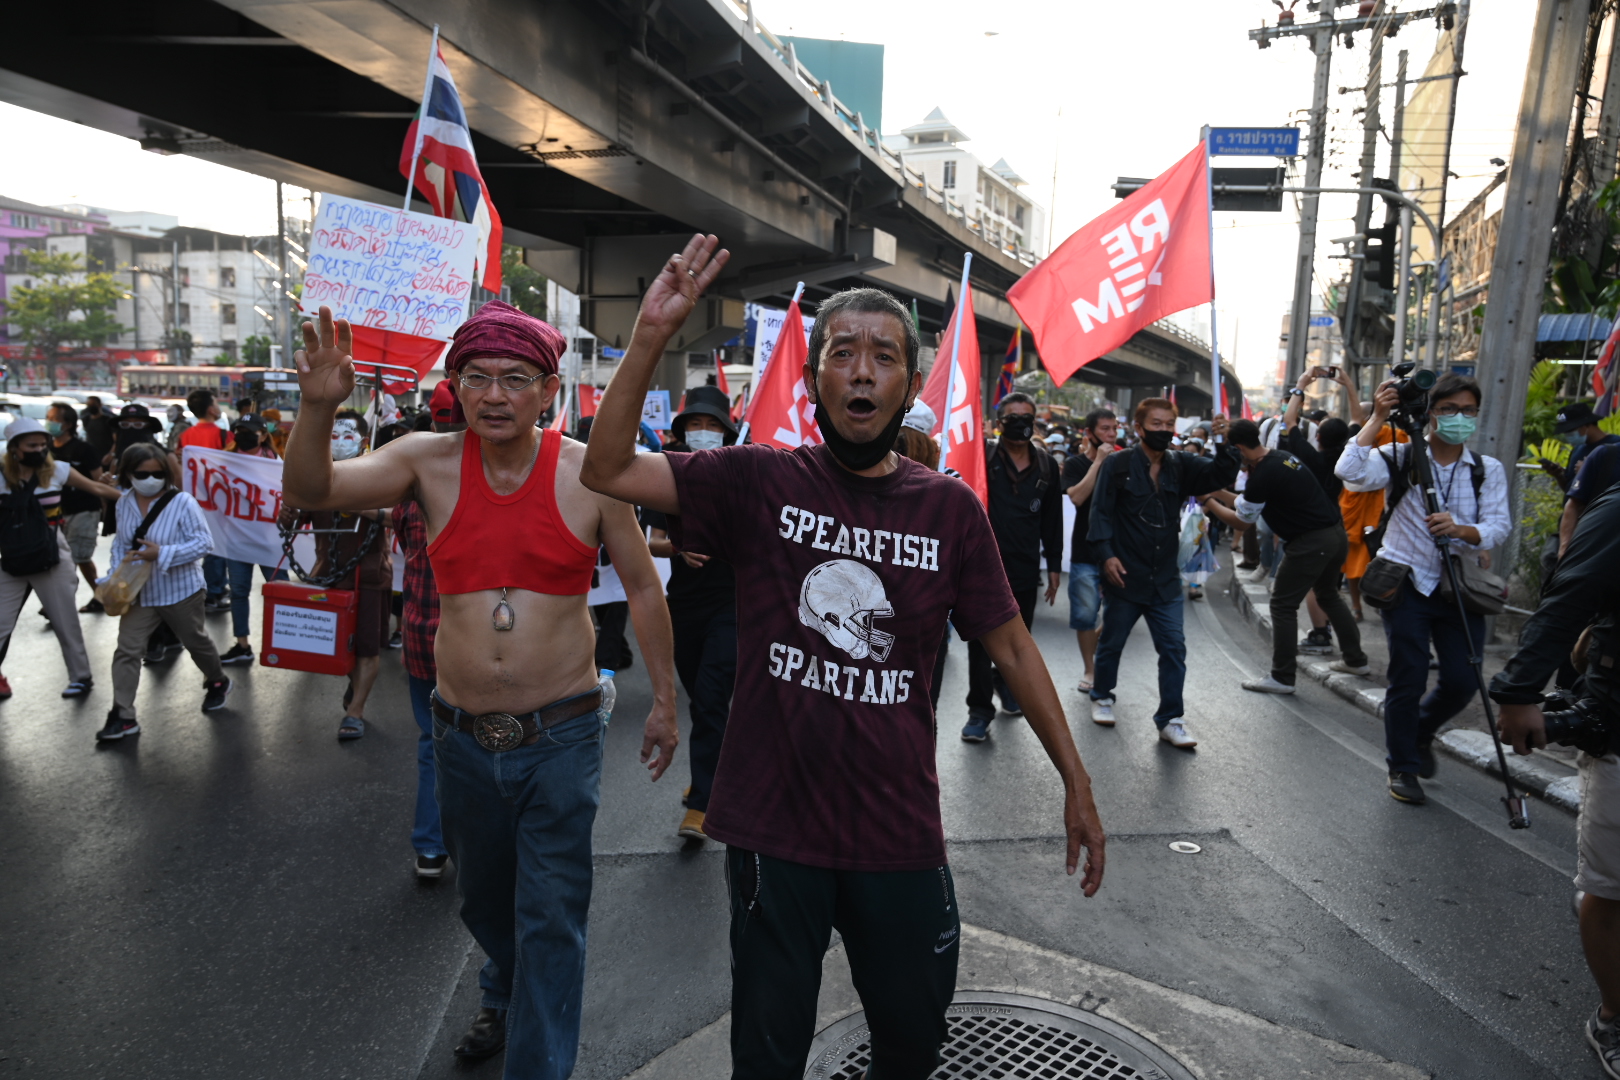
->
[666, 443, 1019, 871]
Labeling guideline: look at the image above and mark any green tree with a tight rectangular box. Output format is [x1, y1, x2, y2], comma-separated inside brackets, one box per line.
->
[502, 245, 548, 320]
[0, 250, 128, 357]
[241, 334, 273, 365]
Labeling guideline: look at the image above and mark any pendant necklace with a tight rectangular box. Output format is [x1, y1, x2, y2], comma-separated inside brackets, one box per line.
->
[492, 587, 515, 632]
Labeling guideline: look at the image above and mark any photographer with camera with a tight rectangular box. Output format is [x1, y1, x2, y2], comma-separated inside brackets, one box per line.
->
[1490, 484, 1620, 1078]
[1334, 371, 1510, 805]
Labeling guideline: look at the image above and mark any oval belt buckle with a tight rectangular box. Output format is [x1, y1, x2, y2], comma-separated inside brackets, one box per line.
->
[474, 712, 525, 752]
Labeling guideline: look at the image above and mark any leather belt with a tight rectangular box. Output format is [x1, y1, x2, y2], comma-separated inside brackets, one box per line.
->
[432, 688, 603, 752]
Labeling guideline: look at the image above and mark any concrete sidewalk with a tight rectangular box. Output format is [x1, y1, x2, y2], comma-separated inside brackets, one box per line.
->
[1222, 565, 1581, 811]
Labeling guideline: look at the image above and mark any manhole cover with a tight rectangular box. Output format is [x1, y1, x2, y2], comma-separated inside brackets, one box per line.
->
[804, 991, 1196, 1080]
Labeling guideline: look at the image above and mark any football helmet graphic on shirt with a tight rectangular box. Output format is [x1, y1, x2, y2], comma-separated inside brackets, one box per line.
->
[798, 559, 896, 662]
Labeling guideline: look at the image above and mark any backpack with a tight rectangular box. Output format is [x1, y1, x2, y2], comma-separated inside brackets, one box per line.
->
[0, 478, 61, 577]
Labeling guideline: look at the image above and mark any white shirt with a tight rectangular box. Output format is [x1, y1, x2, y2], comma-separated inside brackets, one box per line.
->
[1334, 440, 1511, 596]
[103, 489, 214, 607]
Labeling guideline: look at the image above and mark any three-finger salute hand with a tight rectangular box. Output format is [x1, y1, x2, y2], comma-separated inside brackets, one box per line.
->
[637, 234, 731, 340]
[294, 306, 356, 408]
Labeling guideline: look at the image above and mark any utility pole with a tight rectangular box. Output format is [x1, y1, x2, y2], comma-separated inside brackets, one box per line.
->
[275, 181, 289, 369]
[1476, 0, 1590, 554]
[1390, 50, 1411, 368]
[1286, 16, 1336, 388]
[1341, 1, 1386, 383]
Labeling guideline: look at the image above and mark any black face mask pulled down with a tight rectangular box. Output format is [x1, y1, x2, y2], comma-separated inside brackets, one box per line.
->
[814, 398, 907, 472]
[1000, 414, 1035, 443]
[1140, 429, 1174, 453]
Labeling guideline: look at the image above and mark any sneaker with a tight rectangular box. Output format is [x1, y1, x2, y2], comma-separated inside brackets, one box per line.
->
[1388, 771, 1426, 805]
[1241, 675, 1296, 694]
[961, 715, 991, 742]
[1299, 628, 1335, 655]
[998, 694, 1022, 717]
[79, 598, 105, 614]
[1090, 698, 1116, 727]
[220, 643, 255, 666]
[62, 678, 93, 699]
[0, 674, 10, 700]
[96, 709, 140, 741]
[678, 808, 708, 840]
[1328, 660, 1371, 676]
[1415, 739, 1437, 780]
[415, 853, 449, 879]
[388, 630, 403, 649]
[1159, 720, 1198, 749]
[201, 677, 232, 712]
[1586, 1004, 1620, 1078]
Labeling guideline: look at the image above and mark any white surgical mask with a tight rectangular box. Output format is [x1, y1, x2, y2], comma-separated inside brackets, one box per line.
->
[131, 476, 167, 497]
[685, 429, 726, 452]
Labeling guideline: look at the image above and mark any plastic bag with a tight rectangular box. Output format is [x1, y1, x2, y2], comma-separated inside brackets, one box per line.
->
[96, 558, 154, 617]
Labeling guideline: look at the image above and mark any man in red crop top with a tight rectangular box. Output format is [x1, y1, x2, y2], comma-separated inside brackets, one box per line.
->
[582, 234, 1106, 1080]
[282, 301, 677, 1079]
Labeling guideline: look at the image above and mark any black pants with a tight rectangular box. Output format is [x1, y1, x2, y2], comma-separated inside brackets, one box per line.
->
[1267, 525, 1365, 685]
[591, 601, 634, 671]
[673, 606, 736, 813]
[966, 587, 1036, 719]
[727, 847, 960, 1080]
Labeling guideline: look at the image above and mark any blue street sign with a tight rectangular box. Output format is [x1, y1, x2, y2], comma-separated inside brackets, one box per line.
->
[1309, 315, 1336, 327]
[1209, 127, 1300, 157]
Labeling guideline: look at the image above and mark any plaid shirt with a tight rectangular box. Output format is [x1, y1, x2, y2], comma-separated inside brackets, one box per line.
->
[392, 501, 440, 681]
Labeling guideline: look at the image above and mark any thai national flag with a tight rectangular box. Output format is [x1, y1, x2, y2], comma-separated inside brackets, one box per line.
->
[993, 332, 1019, 407]
[1594, 318, 1620, 418]
[399, 45, 503, 293]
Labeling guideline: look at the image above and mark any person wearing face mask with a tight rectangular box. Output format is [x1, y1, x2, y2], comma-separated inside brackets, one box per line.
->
[960, 392, 1064, 744]
[1086, 399, 1236, 748]
[95, 444, 234, 740]
[46, 402, 110, 612]
[1540, 402, 1619, 493]
[80, 396, 116, 465]
[0, 418, 122, 700]
[644, 384, 739, 841]
[260, 408, 290, 458]
[1334, 371, 1511, 805]
[216, 415, 288, 666]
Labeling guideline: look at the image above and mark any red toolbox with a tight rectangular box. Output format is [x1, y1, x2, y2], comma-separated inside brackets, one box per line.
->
[260, 580, 357, 675]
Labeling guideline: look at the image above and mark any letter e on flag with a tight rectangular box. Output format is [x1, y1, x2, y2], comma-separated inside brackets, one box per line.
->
[1008, 142, 1211, 387]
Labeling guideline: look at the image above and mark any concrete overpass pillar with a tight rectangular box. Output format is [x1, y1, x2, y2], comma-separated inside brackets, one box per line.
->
[655, 351, 688, 405]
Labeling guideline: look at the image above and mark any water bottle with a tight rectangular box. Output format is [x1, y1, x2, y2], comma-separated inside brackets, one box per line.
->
[597, 669, 616, 718]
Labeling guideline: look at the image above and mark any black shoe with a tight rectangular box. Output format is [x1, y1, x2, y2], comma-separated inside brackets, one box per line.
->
[453, 1006, 507, 1059]
[1389, 771, 1426, 805]
[202, 677, 232, 712]
[205, 595, 230, 614]
[143, 643, 168, 666]
[97, 709, 140, 741]
[1415, 740, 1437, 780]
[220, 643, 255, 666]
[79, 598, 105, 614]
[62, 678, 93, 699]
[415, 853, 449, 879]
[388, 630, 403, 649]
[1299, 628, 1335, 655]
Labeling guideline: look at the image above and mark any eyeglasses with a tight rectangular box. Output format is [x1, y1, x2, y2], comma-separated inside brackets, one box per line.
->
[1432, 405, 1479, 418]
[457, 371, 546, 391]
[119, 420, 147, 429]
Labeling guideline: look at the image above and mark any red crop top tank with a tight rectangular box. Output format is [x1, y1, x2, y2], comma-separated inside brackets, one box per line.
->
[428, 428, 599, 596]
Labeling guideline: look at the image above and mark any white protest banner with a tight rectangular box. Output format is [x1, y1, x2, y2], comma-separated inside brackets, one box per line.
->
[181, 447, 312, 569]
[300, 193, 478, 340]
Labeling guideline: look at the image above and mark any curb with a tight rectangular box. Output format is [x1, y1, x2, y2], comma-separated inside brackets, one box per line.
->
[1226, 577, 1580, 813]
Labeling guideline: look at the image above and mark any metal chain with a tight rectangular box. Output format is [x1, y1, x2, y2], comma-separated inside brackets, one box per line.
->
[279, 514, 382, 588]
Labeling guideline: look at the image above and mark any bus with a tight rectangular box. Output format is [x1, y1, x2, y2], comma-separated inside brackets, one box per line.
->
[119, 365, 268, 402]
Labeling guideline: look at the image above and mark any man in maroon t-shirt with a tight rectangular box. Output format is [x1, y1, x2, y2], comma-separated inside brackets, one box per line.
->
[583, 234, 1105, 1080]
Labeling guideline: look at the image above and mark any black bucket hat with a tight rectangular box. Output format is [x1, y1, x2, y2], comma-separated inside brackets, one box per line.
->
[672, 384, 738, 442]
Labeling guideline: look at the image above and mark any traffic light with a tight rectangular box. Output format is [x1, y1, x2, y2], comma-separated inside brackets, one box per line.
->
[1363, 224, 1396, 291]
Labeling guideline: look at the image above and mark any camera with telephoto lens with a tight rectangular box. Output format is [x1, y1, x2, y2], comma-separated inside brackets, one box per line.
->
[1540, 688, 1620, 756]
[1388, 361, 1437, 424]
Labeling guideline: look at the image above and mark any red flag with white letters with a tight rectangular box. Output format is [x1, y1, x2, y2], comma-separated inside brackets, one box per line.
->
[1009, 142, 1211, 387]
[743, 298, 821, 449]
[918, 282, 987, 505]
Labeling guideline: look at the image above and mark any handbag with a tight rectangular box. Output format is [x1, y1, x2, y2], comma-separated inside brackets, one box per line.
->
[95, 491, 179, 616]
[1360, 556, 1412, 611]
[1437, 552, 1508, 616]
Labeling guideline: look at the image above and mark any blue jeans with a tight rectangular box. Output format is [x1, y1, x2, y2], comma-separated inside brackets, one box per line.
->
[1089, 592, 1187, 728]
[433, 693, 609, 1080]
[1379, 578, 1485, 774]
[1067, 562, 1102, 631]
[226, 560, 287, 639]
[203, 554, 227, 600]
[408, 675, 445, 857]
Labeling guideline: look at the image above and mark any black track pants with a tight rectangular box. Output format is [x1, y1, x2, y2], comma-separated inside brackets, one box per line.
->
[726, 847, 960, 1080]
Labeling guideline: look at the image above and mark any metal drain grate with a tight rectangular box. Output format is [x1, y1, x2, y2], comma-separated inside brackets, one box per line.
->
[804, 991, 1196, 1080]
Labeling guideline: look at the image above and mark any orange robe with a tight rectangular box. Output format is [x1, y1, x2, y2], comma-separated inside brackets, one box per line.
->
[1339, 427, 1409, 579]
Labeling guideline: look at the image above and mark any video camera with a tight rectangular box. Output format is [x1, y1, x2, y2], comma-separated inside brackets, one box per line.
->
[1387, 361, 1437, 425]
[1541, 688, 1620, 757]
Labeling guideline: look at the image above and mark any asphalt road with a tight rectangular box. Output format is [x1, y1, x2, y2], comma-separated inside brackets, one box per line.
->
[0, 554, 1597, 1079]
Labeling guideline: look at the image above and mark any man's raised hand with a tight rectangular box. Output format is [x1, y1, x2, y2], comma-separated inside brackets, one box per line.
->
[633, 234, 730, 343]
[294, 306, 356, 409]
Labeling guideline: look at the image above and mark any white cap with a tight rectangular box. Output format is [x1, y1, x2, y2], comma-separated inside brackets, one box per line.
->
[5, 417, 46, 444]
[902, 400, 937, 434]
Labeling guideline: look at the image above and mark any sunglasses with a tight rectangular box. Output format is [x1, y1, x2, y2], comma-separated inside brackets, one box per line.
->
[131, 469, 166, 479]
[119, 420, 148, 429]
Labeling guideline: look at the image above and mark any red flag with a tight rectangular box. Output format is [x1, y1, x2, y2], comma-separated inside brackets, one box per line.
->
[350, 326, 447, 395]
[743, 298, 820, 449]
[1008, 142, 1211, 387]
[578, 385, 599, 418]
[715, 352, 731, 397]
[1595, 318, 1620, 418]
[919, 281, 987, 504]
[1241, 396, 1254, 421]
